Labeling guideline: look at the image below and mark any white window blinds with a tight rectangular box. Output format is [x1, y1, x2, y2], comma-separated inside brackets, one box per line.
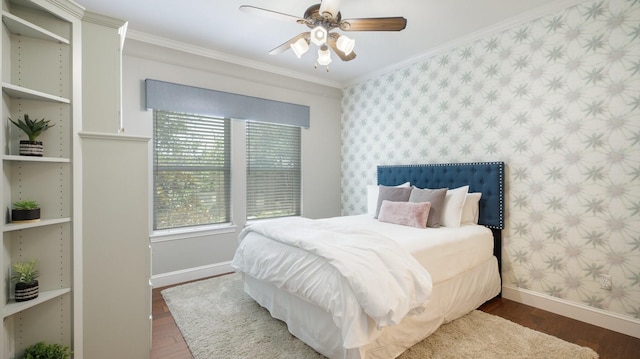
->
[153, 110, 231, 230]
[246, 121, 301, 220]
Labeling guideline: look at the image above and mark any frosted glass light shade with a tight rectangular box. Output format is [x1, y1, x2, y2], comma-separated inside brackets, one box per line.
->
[317, 47, 332, 66]
[311, 26, 328, 46]
[290, 38, 309, 58]
[336, 35, 355, 55]
[319, 0, 341, 19]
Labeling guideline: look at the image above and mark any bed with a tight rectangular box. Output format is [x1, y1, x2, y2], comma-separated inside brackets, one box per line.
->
[232, 162, 505, 359]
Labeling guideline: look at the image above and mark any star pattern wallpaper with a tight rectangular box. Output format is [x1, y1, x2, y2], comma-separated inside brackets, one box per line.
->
[341, 0, 640, 320]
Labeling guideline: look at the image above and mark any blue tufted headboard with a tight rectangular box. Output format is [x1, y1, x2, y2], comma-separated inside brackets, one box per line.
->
[377, 162, 505, 229]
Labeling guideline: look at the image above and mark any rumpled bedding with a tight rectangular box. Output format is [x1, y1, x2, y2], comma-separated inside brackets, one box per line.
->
[231, 217, 433, 348]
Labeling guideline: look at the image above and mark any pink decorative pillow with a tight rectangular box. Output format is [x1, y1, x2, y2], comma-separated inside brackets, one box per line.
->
[378, 200, 432, 228]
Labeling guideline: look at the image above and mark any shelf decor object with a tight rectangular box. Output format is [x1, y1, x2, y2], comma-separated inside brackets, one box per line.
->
[21, 341, 72, 359]
[14, 280, 39, 302]
[8, 114, 55, 156]
[11, 200, 41, 222]
[11, 259, 40, 302]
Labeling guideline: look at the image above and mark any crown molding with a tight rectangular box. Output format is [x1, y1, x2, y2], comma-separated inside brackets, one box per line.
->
[346, 0, 588, 87]
[45, 0, 84, 18]
[82, 10, 127, 29]
[125, 30, 342, 89]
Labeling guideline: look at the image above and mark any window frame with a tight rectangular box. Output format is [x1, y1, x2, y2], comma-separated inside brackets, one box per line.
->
[246, 120, 302, 221]
[152, 110, 232, 232]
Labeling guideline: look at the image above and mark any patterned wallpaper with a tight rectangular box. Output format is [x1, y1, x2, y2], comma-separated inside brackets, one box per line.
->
[341, 0, 640, 320]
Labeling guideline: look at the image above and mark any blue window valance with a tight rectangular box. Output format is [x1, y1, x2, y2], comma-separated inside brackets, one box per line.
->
[145, 79, 310, 128]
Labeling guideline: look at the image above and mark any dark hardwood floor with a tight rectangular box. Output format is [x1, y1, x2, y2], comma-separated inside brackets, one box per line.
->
[151, 281, 193, 359]
[151, 276, 640, 359]
[478, 298, 640, 359]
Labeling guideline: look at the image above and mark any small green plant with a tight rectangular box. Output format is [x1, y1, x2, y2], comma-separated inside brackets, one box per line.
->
[11, 259, 40, 285]
[8, 114, 55, 142]
[21, 341, 72, 359]
[12, 200, 40, 210]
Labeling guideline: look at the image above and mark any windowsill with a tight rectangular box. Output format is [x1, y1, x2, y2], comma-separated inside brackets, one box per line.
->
[150, 223, 237, 243]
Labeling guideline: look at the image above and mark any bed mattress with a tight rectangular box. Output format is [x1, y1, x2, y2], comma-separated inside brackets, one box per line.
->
[319, 215, 494, 283]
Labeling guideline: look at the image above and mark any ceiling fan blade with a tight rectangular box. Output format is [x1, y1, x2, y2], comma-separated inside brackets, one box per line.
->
[268, 32, 309, 55]
[339, 17, 407, 31]
[327, 35, 356, 61]
[239, 5, 306, 24]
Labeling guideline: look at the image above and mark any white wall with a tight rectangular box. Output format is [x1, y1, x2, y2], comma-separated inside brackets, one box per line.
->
[121, 39, 343, 281]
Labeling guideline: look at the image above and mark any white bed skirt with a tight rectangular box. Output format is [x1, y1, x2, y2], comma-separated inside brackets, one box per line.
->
[243, 256, 501, 359]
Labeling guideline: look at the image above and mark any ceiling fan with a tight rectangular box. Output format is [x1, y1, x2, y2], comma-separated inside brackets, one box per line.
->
[240, 0, 407, 70]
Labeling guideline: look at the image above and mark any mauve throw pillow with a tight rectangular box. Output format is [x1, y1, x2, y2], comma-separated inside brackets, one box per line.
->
[409, 187, 447, 227]
[374, 186, 412, 219]
[378, 200, 432, 228]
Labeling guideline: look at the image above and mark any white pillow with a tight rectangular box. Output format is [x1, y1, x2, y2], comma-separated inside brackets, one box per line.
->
[367, 182, 410, 216]
[461, 192, 482, 225]
[440, 185, 469, 227]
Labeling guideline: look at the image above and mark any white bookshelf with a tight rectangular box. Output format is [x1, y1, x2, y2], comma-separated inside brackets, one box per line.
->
[2, 154, 71, 163]
[2, 82, 71, 103]
[3, 288, 71, 318]
[1, 10, 69, 43]
[2, 218, 71, 232]
[1, 0, 82, 357]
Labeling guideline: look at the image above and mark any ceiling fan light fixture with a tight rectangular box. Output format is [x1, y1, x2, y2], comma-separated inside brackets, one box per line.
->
[336, 35, 355, 55]
[310, 26, 328, 46]
[290, 38, 310, 58]
[319, 0, 341, 19]
[317, 46, 332, 66]
[242, 1, 406, 70]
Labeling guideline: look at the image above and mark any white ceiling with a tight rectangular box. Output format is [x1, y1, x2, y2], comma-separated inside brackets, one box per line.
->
[74, 0, 580, 88]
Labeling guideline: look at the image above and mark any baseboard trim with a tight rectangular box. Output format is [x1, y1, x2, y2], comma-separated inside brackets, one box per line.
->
[151, 262, 234, 288]
[502, 285, 640, 339]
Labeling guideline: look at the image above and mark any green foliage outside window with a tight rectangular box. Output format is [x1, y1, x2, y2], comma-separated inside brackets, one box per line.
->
[153, 111, 230, 230]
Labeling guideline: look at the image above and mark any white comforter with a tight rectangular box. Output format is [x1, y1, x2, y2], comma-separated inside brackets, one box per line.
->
[231, 217, 433, 348]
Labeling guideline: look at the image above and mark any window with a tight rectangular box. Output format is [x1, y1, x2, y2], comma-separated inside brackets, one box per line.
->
[153, 110, 230, 230]
[246, 121, 301, 220]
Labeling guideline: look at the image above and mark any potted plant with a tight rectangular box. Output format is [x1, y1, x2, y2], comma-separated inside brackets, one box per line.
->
[8, 114, 55, 156]
[11, 200, 41, 222]
[21, 341, 72, 359]
[11, 259, 40, 302]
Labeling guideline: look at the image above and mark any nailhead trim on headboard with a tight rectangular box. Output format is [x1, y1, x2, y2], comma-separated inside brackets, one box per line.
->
[377, 162, 505, 229]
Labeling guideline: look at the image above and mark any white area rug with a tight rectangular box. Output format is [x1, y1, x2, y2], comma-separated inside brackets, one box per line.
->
[162, 273, 599, 359]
